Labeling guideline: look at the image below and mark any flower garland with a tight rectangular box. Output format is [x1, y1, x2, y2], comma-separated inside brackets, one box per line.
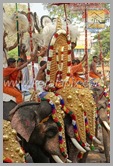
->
[103, 88, 110, 121]
[41, 97, 68, 159]
[46, 29, 71, 90]
[57, 94, 86, 148]
[77, 152, 84, 159]
[3, 157, 13, 163]
[55, 47, 64, 83]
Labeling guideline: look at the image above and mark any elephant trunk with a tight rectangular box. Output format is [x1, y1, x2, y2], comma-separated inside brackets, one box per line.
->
[103, 121, 110, 131]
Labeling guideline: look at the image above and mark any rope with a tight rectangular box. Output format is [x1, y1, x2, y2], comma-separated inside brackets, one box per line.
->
[27, 3, 37, 95]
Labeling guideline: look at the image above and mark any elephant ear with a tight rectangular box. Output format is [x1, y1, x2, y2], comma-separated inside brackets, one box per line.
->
[11, 106, 38, 142]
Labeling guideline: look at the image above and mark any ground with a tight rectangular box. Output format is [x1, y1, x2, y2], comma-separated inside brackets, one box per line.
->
[87, 147, 106, 163]
[87, 125, 107, 163]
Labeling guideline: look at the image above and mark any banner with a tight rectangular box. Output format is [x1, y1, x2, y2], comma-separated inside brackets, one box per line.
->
[87, 10, 105, 29]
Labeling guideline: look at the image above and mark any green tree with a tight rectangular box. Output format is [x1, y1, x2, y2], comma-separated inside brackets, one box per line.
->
[3, 3, 28, 57]
[8, 47, 18, 60]
[93, 26, 110, 58]
[43, 3, 110, 22]
[3, 3, 28, 16]
[42, 3, 83, 22]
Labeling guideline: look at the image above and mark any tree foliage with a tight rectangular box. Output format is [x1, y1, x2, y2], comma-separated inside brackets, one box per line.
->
[42, 3, 83, 22]
[42, 3, 110, 23]
[3, 3, 28, 57]
[3, 3, 28, 16]
[8, 47, 18, 60]
[93, 26, 110, 58]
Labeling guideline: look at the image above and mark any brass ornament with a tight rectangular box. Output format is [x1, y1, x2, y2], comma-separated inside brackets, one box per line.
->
[57, 86, 86, 144]
[55, 100, 60, 105]
[77, 88, 96, 136]
[3, 135, 9, 141]
[3, 120, 25, 163]
[67, 95, 72, 102]
[12, 129, 17, 135]
[56, 16, 62, 30]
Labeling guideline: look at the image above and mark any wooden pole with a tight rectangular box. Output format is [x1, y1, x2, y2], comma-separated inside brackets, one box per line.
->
[15, 3, 21, 91]
[15, 3, 20, 57]
[84, 4, 89, 86]
[64, 4, 69, 35]
[98, 32, 106, 84]
[28, 3, 36, 93]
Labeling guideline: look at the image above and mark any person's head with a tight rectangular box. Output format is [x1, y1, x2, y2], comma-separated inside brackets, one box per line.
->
[93, 56, 98, 63]
[17, 58, 24, 66]
[72, 59, 80, 65]
[7, 58, 16, 68]
[40, 60, 47, 67]
[71, 42, 76, 50]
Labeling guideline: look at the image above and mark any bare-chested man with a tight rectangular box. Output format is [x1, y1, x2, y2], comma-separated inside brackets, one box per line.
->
[89, 56, 101, 79]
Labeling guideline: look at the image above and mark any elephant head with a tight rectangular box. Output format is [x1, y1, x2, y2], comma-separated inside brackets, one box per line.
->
[91, 83, 110, 131]
[9, 101, 71, 163]
[90, 81, 110, 163]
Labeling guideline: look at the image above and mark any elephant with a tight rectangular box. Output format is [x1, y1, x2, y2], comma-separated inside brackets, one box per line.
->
[3, 89, 103, 163]
[3, 100, 17, 121]
[91, 84, 110, 163]
[3, 99, 92, 163]
[77, 81, 110, 163]
[4, 100, 73, 163]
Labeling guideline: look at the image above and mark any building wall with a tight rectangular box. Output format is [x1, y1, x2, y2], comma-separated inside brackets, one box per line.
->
[74, 30, 92, 58]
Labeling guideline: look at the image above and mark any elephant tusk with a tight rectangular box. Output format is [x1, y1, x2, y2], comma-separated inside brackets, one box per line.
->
[67, 159, 72, 163]
[84, 143, 91, 151]
[71, 138, 86, 153]
[84, 146, 91, 151]
[85, 142, 90, 147]
[52, 155, 64, 163]
[103, 121, 110, 131]
[93, 136, 101, 144]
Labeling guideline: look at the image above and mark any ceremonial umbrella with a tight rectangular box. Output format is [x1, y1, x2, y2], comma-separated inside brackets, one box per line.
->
[50, 3, 107, 85]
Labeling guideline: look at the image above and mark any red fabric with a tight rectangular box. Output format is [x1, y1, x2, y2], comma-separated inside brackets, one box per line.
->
[70, 63, 83, 76]
[3, 86, 23, 104]
[3, 67, 23, 104]
[69, 63, 84, 87]
[89, 71, 100, 79]
[3, 67, 19, 82]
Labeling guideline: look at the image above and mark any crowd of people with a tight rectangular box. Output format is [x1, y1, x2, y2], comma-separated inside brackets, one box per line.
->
[3, 12, 103, 105]
[3, 42, 101, 104]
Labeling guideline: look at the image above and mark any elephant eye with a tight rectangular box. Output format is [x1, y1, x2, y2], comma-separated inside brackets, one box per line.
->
[46, 126, 58, 138]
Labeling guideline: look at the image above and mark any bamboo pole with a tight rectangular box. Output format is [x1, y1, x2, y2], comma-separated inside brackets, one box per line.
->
[84, 4, 89, 86]
[28, 3, 37, 93]
[15, 3, 21, 91]
[15, 3, 20, 57]
[98, 32, 106, 84]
